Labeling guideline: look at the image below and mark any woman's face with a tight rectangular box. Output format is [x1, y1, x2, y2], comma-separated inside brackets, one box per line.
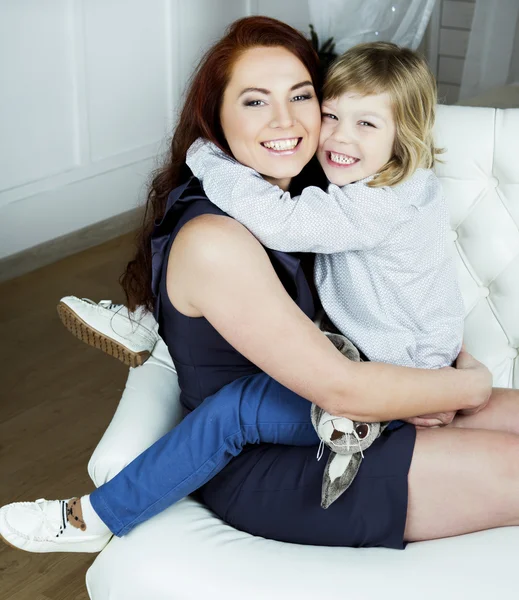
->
[220, 46, 321, 191]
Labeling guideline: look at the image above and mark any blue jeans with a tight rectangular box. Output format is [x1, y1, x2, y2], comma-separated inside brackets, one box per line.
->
[90, 373, 318, 536]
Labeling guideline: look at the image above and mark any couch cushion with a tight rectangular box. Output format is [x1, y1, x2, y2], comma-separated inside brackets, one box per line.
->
[86, 496, 519, 600]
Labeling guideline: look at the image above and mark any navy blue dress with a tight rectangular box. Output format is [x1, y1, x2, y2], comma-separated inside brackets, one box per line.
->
[151, 174, 416, 549]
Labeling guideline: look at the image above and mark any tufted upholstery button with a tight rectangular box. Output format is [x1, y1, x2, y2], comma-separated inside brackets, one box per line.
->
[449, 230, 458, 242]
[507, 346, 518, 359]
[488, 176, 499, 188]
[479, 286, 490, 298]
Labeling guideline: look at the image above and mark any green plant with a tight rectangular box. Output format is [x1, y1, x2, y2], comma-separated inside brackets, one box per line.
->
[309, 23, 338, 76]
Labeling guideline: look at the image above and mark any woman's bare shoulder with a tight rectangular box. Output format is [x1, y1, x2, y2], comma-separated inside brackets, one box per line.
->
[166, 213, 268, 316]
[179, 213, 252, 237]
[173, 213, 265, 266]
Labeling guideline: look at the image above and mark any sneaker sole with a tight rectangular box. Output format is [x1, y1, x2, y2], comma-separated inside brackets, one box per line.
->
[57, 301, 150, 368]
[1, 532, 22, 552]
[1, 530, 111, 553]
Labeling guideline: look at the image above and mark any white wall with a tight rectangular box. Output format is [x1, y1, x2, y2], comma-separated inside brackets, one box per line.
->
[0, 0, 245, 260]
[250, 0, 310, 33]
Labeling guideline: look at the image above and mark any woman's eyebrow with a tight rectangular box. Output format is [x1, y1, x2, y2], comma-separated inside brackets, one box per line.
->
[238, 80, 313, 98]
[291, 80, 313, 91]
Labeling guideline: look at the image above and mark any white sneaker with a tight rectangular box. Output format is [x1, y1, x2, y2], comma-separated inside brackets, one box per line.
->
[57, 296, 160, 368]
[0, 499, 112, 553]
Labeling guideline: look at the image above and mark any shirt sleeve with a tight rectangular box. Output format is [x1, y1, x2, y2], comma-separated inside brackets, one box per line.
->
[186, 138, 407, 254]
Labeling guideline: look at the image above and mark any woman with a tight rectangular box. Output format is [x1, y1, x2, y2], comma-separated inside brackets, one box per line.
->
[1, 16, 516, 553]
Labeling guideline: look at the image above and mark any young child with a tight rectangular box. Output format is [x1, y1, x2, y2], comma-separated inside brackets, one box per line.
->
[186, 41, 464, 371]
[0, 43, 465, 554]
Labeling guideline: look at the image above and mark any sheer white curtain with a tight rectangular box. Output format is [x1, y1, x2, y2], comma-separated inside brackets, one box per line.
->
[459, 0, 519, 101]
[308, 0, 437, 53]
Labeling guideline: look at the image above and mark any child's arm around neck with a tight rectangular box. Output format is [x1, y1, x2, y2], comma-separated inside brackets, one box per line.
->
[186, 138, 407, 254]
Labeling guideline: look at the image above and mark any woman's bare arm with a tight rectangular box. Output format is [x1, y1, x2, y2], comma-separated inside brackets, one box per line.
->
[167, 214, 491, 422]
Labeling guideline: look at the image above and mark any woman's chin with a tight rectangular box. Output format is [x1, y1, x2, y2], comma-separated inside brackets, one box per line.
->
[260, 162, 307, 184]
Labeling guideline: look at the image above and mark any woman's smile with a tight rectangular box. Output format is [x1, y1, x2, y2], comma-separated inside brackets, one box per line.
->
[260, 137, 303, 155]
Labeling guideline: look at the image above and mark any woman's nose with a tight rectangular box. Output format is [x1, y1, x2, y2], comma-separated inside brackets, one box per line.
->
[270, 104, 296, 129]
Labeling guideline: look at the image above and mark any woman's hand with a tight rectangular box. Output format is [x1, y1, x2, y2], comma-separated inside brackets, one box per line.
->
[403, 411, 457, 429]
[454, 345, 493, 416]
[402, 346, 492, 427]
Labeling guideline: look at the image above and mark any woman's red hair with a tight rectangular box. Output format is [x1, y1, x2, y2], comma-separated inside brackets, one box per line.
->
[120, 16, 321, 311]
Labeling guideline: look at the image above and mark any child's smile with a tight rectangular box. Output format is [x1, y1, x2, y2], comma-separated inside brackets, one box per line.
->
[325, 150, 360, 167]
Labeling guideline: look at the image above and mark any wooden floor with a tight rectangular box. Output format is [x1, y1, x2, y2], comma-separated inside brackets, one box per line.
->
[0, 233, 137, 600]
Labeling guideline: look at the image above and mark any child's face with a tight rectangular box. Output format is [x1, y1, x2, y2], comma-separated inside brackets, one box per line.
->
[317, 91, 396, 186]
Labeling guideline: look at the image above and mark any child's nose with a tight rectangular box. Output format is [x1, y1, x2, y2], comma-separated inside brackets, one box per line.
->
[333, 122, 356, 144]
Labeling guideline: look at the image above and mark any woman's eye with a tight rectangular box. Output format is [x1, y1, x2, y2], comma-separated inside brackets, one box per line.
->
[244, 99, 265, 107]
[359, 121, 375, 127]
[322, 113, 338, 120]
[292, 93, 313, 102]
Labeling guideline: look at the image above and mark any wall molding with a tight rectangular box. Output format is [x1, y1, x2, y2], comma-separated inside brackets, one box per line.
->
[0, 141, 162, 208]
[0, 205, 144, 283]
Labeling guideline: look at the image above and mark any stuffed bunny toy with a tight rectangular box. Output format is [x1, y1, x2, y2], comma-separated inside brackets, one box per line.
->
[311, 328, 389, 509]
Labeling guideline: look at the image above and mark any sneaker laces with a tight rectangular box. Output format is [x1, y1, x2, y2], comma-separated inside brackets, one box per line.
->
[34, 498, 69, 539]
[94, 299, 156, 336]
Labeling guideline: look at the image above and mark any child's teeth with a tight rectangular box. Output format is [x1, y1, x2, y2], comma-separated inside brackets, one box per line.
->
[330, 152, 357, 165]
[263, 138, 299, 151]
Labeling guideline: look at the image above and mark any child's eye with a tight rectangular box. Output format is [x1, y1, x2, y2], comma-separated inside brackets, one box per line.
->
[322, 113, 338, 120]
[359, 121, 375, 127]
[244, 99, 265, 107]
[292, 93, 313, 102]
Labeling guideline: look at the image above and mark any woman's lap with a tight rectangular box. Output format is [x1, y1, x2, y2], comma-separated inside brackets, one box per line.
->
[200, 422, 416, 549]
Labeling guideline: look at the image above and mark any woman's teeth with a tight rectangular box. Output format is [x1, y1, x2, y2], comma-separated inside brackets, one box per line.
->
[262, 138, 299, 151]
[330, 152, 358, 165]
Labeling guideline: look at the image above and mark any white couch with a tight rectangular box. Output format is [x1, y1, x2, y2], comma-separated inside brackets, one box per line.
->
[85, 104, 519, 600]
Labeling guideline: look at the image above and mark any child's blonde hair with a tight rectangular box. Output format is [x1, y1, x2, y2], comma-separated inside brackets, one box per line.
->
[323, 42, 443, 187]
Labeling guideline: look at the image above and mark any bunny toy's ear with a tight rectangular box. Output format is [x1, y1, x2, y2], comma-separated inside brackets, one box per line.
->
[324, 332, 361, 363]
[310, 403, 325, 431]
[320, 452, 362, 509]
